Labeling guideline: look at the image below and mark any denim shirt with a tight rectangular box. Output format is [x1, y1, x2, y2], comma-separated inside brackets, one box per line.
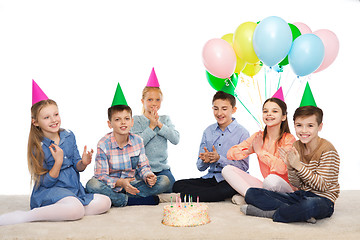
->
[39, 129, 82, 188]
[30, 129, 92, 209]
[197, 118, 250, 182]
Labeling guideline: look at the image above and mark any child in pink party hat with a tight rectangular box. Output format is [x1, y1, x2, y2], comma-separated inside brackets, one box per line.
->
[0, 80, 111, 226]
[131, 68, 180, 195]
[222, 87, 296, 204]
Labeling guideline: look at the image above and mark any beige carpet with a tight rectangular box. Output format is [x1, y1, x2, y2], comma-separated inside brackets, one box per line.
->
[0, 190, 359, 240]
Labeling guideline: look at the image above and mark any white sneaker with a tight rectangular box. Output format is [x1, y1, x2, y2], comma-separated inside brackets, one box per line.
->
[231, 194, 245, 205]
[306, 217, 317, 224]
[158, 193, 179, 203]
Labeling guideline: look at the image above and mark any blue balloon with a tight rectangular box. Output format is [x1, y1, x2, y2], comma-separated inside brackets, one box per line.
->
[271, 65, 284, 73]
[289, 34, 325, 76]
[253, 16, 293, 67]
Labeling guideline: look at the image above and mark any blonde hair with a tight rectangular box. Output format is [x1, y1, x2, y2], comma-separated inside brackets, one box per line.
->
[27, 99, 58, 185]
[141, 86, 163, 114]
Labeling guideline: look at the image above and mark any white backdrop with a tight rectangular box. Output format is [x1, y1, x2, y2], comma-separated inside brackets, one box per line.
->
[0, 0, 359, 194]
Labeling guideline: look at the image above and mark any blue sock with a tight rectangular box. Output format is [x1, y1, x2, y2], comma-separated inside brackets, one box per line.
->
[126, 196, 160, 206]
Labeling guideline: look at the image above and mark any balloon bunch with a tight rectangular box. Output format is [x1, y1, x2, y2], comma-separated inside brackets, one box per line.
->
[202, 16, 339, 128]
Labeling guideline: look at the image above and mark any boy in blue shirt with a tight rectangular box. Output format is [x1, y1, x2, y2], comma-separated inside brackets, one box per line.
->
[173, 91, 250, 202]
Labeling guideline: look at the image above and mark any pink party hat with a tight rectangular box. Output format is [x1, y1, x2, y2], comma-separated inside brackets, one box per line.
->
[146, 67, 160, 87]
[32, 79, 48, 105]
[272, 87, 285, 102]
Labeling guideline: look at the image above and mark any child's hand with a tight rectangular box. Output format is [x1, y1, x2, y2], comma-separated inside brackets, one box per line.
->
[252, 131, 263, 154]
[146, 108, 159, 129]
[279, 147, 291, 168]
[199, 146, 220, 163]
[146, 173, 157, 187]
[199, 147, 211, 163]
[118, 178, 140, 195]
[81, 145, 94, 166]
[208, 146, 220, 163]
[287, 147, 302, 171]
[49, 144, 64, 166]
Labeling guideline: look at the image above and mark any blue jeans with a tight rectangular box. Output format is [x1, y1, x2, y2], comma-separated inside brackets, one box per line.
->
[245, 188, 334, 223]
[154, 169, 175, 193]
[85, 176, 170, 207]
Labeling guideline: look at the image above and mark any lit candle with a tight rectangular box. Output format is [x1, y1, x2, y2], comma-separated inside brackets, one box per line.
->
[197, 196, 199, 205]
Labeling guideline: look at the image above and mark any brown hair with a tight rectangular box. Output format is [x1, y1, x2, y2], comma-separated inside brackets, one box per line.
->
[293, 106, 323, 125]
[262, 98, 290, 145]
[141, 86, 163, 114]
[212, 91, 236, 108]
[27, 99, 58, 185]
[108, 105, 133, 121]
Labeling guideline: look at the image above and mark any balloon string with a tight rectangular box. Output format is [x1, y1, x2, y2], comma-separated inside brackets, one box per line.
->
[277, 72, 282, 90]
[228, 79, 262, 129]
[256, 78, 263, 104]
[257, 113, 264, 130]
[269, 72, 272, 98]
[264, 68, 267, 99]
[234, 93, 262, 129]
[285, 76, 298, 98]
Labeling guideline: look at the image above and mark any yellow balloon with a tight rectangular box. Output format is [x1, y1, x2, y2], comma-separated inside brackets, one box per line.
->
[242, 62, 262, 77]
[235, 56, 246, 74]
[221, 33, 234, 46]
[233, 22, 259, 64]
[222, 33, 246, 73]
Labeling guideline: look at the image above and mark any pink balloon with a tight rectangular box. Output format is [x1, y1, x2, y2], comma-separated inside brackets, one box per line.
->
[292, 22, 312, 34]
[202, 38, 236, 79]
[313, 29, 339, 73]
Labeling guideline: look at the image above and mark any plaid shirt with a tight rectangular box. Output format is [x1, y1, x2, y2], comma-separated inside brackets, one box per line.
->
[94, 132, 152, 192]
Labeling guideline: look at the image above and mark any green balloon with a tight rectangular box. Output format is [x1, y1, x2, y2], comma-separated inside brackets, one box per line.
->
[206, 71, 238, 96]
[206, 71, 226, 91]
[220, 73, 238, 96]
[279, 23, 302, 66]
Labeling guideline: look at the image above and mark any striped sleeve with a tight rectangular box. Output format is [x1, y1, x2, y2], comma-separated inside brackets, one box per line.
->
[297, 150, 340, 201]
[288, 168, 301, 188]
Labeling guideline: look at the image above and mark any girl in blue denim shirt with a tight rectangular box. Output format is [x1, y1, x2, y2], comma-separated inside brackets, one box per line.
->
[0, 97, 111, 226]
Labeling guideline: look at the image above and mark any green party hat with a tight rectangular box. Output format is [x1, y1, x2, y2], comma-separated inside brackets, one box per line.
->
[111, 83, 128, 106]
[300, 82, 317, 107]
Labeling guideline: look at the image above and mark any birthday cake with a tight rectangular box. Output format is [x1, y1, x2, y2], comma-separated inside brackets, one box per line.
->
[162, 203, 210, 227]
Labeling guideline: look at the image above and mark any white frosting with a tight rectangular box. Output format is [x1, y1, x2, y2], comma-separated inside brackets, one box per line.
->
[162, 203, 210, 227]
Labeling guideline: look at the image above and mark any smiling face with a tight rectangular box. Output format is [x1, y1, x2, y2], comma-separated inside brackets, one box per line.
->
[108, 109, 134, 137]
[32, 104, 61, 139]
[212, 99, 236, 130]
[142, 88, 162, 113]
[262, 101, 286, 128]
[294, 114, 323, 146]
